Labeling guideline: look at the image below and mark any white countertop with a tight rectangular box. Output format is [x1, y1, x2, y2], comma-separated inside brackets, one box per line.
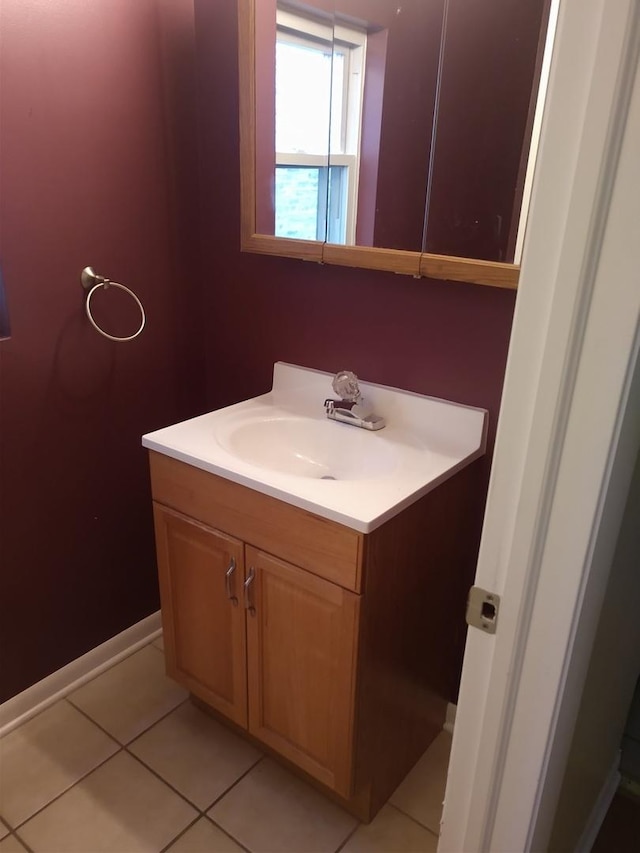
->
[142, 362, 488, 533]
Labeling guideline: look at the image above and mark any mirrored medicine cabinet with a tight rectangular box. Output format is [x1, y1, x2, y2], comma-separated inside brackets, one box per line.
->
[238, 0, 553, 288]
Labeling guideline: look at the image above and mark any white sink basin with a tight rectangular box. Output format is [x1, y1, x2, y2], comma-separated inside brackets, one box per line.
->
[142, 362, 487, 532]
[217, 414, 399, 480]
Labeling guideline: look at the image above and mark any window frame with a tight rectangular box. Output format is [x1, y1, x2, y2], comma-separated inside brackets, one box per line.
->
[275, 8, 366, 245]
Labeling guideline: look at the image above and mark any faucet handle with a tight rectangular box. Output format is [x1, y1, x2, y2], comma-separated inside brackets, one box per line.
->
[332, 370, 361, 402]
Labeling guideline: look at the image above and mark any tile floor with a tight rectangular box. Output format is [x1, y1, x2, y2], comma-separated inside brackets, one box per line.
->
[0, 637, 451, 853]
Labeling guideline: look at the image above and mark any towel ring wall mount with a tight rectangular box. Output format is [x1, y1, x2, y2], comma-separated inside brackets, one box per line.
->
[81, 266, 146, 342]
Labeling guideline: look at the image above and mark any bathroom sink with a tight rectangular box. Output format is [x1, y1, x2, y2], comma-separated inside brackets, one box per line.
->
[216, 414, 399, 480]
[142, 362, 488, 532]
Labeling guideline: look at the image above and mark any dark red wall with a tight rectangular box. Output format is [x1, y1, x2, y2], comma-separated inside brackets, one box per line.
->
[0, 0, 203, 702]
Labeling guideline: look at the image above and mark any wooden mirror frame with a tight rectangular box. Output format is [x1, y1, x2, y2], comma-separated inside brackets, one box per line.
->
[238, 0, 520, 290]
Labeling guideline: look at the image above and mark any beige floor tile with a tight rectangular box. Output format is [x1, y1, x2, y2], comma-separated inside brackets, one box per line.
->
[0, 835, 28, 853]
[389, 730, 452, 835]
[0, 823, 8, 841]
[0, 836, 29, 853]
[68, 644, 188, 744]
[129, 701, 262, 809]
[166, 818, 244, 852]
[209, 758, 357, 853]
[341, 804, 438, 853]
[18, 751, 197, 853]
[0, 700, 119, 828]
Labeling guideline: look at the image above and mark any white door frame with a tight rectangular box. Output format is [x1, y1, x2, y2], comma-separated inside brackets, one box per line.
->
[440, 1, 640, 850]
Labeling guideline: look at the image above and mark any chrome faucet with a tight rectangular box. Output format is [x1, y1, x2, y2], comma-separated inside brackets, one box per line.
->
[324, 370, 386, 431]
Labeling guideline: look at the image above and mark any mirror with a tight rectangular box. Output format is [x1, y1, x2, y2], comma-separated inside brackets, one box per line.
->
[239, 0, 553, 288]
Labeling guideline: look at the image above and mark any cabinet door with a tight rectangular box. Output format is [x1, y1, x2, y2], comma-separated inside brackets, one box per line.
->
[245, 547, 360, 797]
[153, 504, 247, 727]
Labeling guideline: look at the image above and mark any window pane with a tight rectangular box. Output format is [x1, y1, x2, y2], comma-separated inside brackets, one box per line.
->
[276, 40, 332, 155]
[275, 167, 326, 240]
[330, 49, 346, 153]
[275, 166, 351, 244]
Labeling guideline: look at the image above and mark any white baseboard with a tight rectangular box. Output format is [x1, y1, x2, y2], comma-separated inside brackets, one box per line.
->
[575, 750, 621, 853]
[444, 702, 457, 735]
[0, 611, 162, 737]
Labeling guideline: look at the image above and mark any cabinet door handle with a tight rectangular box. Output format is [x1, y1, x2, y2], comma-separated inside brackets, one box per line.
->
[244, 566, 256, 616]
[225, 557, 238, 606]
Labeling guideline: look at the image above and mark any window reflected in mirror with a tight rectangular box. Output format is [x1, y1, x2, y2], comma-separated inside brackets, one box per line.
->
[274, 7, 366, 244]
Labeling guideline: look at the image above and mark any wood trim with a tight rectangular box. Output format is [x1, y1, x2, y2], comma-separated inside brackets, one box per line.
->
[241, 232, 323, 262]
[149, 452, 363, 591]
[237, 0, 522, 289]
[419, 252, 520, 289]
[322, 243, 421, 276]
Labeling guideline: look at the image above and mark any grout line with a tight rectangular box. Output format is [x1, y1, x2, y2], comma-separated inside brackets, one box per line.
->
[10, 829, 35, 853]
[334, 821, 360, 852]
[157, 814, 202, 853]
[132, 749, 263, 853]
[10, 748, 125, 832]
[205, 755, 266, 813]
[60, 697, 123, 747]
[124, 749, 205, 813]
[202, 815, 254, 853]
[386, 801, 442, 838]
[125, 729, 262, 818]
[66, 694, 190, 748]
[120, 695, 191, 745]
[204, 757, 268, 852]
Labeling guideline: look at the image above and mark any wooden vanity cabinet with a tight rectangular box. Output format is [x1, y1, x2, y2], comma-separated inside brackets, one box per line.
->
[154, 500, 359, 798]
[149, 449, 474, 820]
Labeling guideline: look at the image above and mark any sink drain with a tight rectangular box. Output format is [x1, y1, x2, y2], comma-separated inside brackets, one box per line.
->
[321, 475, 337, 480]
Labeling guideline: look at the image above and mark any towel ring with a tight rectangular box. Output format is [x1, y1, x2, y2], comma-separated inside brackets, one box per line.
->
[81, 267, 146, 342]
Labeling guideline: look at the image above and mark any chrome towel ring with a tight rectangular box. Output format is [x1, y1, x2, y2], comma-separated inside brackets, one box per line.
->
[81, 266, 146, 342]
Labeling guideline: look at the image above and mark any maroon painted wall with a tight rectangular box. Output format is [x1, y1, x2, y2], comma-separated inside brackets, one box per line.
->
[195, 0, 517, 697]
[0, 0, 203, 702]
